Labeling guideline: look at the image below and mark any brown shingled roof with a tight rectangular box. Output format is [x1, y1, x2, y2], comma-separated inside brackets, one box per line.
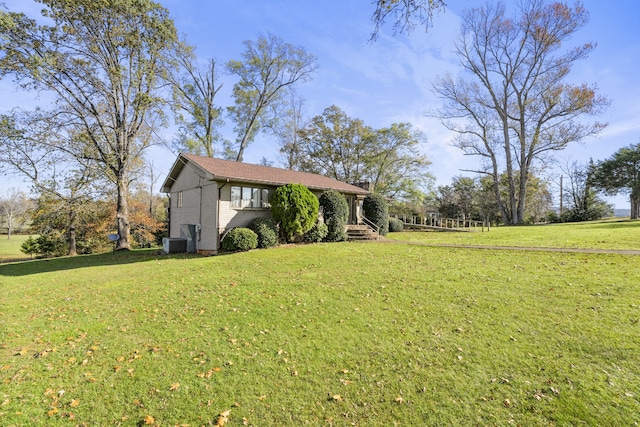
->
[161, 153, 369, 195]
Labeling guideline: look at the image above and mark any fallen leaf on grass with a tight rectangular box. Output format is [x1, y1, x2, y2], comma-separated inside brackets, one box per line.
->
[329, 394, 342, 402]
[169, 382, 180, 391]
[69, 399, 79, 408]
[14, 348, 29, 356]
[143, 414, 155, 425]
[216, 409, 231, 426]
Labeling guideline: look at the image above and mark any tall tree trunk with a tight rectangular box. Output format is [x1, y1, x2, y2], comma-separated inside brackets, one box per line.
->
[67, 206, 77, 256]
[115, 175, 131, 251]
[491, 172, 510, 225]
[631, 196, 639, 220]
[517, 168, 528, 224]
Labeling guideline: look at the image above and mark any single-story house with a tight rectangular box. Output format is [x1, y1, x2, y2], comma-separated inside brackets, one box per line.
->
[160, 153, 370, 254]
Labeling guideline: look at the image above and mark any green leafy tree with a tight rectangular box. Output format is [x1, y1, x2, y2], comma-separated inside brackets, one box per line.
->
[591, 143, 640, 219]
[27, 193, 113, 257]
[435, 185, 460, 219]
[227, 33, 317, 162]
[561, 161, 611, 222]
[297, 105, 372, 182]
[319, 190, 349, 242]
[0, 111, 109, 255]
[366, 123, 431, 200]
[271, 184, 319, 242]
[298, 105, 431, 202]
[363, 193, 389, 236]
[432, 1, 608, 224]
[0, 0, 179, 250]
[451, 176, 478, 220]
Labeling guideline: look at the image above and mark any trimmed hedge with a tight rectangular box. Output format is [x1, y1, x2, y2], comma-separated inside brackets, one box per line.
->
[319, 190, 349, 242]
[247, 217, 278, 248]
[363, 193, 389, 236]
[221, 227, 258, 252]
[271, 184, 319, 242]
[388, 217, 404, 232]
[304, 221, 328, 242]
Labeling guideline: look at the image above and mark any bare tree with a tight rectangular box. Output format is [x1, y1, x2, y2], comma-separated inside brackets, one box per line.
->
[370, 0, 446, 41]
[168, 41, 225, 157]
[431, 0, 608, 224]
[268, 92, 309, 170]
[0, 188, 31, 239]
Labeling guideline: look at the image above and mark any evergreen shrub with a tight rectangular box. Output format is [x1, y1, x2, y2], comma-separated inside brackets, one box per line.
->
[319, 190, 349, 242]
[388, 217, 404, 232]
[221, 227, 258, 252]
[247, 217, 278, 248]
[304, 221, 328, 242]
[363, 193, 389, 236]
[271, 184, 319, 242]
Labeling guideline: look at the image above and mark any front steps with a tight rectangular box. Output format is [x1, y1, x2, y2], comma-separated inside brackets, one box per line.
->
[346, 224, 380, 241]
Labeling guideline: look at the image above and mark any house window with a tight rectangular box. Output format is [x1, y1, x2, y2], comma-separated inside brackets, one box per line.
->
[231, 185, 270, 208]
[177, 191, 183, 208]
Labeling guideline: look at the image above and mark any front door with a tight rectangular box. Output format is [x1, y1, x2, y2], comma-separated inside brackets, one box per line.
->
[347, 196, 357, 224]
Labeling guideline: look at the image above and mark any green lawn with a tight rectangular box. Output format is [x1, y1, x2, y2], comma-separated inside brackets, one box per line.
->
[388, 218, 640, 250]
[0, 234, 32, 263]
[1, 224, 639, 426]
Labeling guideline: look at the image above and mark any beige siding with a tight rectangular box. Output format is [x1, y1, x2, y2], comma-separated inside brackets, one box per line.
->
[168, 169, 218, 251]
[218, 182, 275, 234]
[198, 182, 218, 251]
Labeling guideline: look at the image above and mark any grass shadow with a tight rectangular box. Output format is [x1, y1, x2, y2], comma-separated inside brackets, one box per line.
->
[0, 249, 202, 277]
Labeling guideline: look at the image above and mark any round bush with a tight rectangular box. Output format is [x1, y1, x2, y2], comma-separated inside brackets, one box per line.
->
[363, 193, 389, 236]
[304, 221, 328, 242]
[319, 190, 348, 242]
[247, 217, 278, 248]
[221, 227, 258, 252]
[388, 217, 404, 232]
[271, 184, 319, 242]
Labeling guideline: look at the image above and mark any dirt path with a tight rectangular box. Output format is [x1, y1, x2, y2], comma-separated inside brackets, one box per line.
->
[378, 238, 640, 255]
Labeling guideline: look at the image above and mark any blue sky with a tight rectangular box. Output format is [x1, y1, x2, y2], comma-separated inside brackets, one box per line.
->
[2, 0, 640, 209]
